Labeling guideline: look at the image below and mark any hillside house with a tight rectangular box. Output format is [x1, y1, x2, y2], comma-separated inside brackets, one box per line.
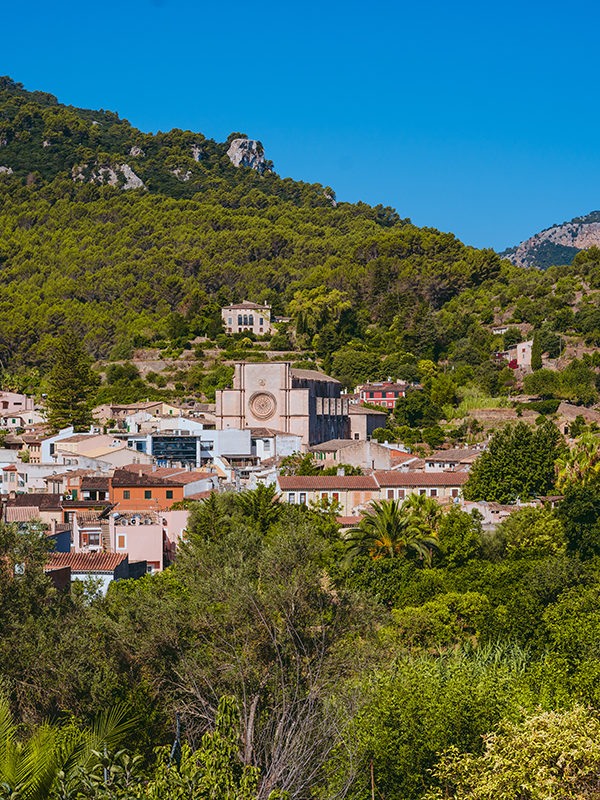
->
[373, 471, 469, 502]
[110, 468, 185, 510]
[276, 475, 379, 515]
[221, 301, 274, 335]
[309, 439, 392, 471]
[356, 381, 411, 410]
[348, 404, 388, 440]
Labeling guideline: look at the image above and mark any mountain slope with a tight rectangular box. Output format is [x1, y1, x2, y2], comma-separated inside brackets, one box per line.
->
[501, 211, 600, 269]
[0, 76, 504, 369]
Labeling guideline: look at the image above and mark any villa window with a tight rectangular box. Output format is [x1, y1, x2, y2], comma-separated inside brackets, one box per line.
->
[166, 490, 173, 499]
[123, 490, 130, 500]
[287, 492, 295, 503]
[145, 490, 152, 499]
[299, 492, 306, 504]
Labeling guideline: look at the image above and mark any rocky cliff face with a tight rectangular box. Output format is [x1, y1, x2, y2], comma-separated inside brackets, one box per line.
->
[72, 162, 145, 190]
[502, 211, 600, 269]
[226, 138, 266, 173]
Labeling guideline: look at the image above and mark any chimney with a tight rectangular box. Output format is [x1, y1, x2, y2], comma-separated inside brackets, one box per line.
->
[138, 469, 143, 478]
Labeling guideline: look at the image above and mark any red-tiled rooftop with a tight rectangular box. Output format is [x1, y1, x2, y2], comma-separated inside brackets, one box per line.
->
[373, 471, 469, 487]
[278, 475, 379, 490]
[111, 468, 184, 487]
[45, 552, 127, 572]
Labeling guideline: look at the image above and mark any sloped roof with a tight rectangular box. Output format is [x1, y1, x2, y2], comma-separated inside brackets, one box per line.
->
[348, 405, 387, 416]
[6, 506, 40, 522]
[278, 475, 378, 491]
[5, 493, 62, 509]
[310, 439, 359, 452]
[45, 552, 127, 573]
[373, 471, 469, 487]
[290, 368, 340, 384]
[80, 476, 110, 490]
[426, 448, 480, 462]
[222, 301, 269, 310]
[111, 468, 184, 487]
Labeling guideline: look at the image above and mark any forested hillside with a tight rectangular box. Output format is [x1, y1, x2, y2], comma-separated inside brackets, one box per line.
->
[0, 75, 501, 368]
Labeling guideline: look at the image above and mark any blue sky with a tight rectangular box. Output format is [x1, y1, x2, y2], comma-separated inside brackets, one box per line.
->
[3, 0, 600, 250]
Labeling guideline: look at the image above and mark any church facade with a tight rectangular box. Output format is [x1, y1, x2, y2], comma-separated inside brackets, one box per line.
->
[215, 362, 350, 448]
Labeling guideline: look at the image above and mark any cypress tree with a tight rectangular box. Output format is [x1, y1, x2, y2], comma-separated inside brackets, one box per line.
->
[531, 332, 542, 371]
[46, 332, 97, 432]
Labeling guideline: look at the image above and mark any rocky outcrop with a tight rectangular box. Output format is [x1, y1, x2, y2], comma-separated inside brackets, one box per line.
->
[0, 166, 13, 174]
[227, 138, 266, 173]
[502, 211, 600, 269]
[72, 162, 145, 190]
[191, 145, 202, 161]
[171, 168, 191, 182]
[129, 145, 145, 157]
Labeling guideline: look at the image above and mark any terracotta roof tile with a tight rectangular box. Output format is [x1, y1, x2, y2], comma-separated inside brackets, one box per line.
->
[278, 475, 378, 491]
[45, 552, 127, 573]
[373, 471, 469, 487]
[111, 468, 184, 487]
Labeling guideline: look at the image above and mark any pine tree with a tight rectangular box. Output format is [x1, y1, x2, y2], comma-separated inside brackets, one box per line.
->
[46, 332, 97, 432]
[531, 332, 542, 371]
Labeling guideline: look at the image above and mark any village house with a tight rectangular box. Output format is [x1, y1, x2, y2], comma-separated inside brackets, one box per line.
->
[496, 339, 533, 369]
[109, 468, 185, 511]
[309, 439, 392, 471]
[424, 448, 480, 472]
[276, 475, 379, 516]
[221, 301, 274, 335]
[373, 471, 469, 503]
[355, 381, 411, 410]
[0, 391, 34, 415]
[44, 552, 144, 594]
[348, 404, 388, 440]
[3, 492, 63, 525]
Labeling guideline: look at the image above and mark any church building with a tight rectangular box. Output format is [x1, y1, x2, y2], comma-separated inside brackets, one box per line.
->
[215, 362, 350, 448]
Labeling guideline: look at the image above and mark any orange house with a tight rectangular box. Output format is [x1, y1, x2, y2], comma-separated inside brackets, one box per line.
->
[110, 468, 184, 511]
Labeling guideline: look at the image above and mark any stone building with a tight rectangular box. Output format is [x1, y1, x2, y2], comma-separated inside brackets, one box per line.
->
[215, 362, 349, 448]
[221, 302, 274, 335]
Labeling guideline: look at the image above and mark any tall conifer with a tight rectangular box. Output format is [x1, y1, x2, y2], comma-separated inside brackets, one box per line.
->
[46, 332, 97, 432]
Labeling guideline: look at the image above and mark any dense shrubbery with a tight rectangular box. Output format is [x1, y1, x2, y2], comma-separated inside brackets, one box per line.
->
[4, 468, 600, 798]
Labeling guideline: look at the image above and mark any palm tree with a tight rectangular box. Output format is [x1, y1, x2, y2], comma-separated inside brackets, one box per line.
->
[557, 432, 600, 491]
[0, 695, 135, 800]
[344, 499, 439, 566]
[402, 493, 442, 535]
[236, 483, 282, 534]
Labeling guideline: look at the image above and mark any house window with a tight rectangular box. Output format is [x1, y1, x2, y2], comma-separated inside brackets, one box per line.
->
[238, 315, 242, 325]
[71, 489, 78, 500]
[287, 492, 296, 504]
[451, 489, 459, 498]
[419, 489, 427, 496]
[166, 490, 173, 499]
[249, 315, 254, 325]
[321, 493, 328, 502]
[228, 317, 232, 325]
[123, 490, 130, 500]
[354, 433, 359, 440]
[145, 490, 152, 499]
[117, 534, 126, 549]
[387, 489, 394, 499]
[430, 489, 438, 497]
[89, 533, 100, 546]
[299, 492, 306, 504]
[332, 492, 340, 503]
[398, 489, 405, 499]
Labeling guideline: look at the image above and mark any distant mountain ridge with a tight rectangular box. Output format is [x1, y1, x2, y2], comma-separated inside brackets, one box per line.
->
[501, 211, 600, 269]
